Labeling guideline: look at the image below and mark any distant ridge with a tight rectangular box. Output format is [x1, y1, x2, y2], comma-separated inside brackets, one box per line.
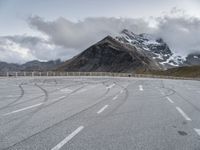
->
[0, 59, 62, 72]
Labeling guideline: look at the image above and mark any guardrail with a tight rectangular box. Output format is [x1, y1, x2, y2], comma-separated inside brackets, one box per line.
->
[0, 71, 199, 81]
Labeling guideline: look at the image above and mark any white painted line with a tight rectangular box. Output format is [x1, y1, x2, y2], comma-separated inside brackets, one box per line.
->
[97, 105, 108, 114]
[60, 88, 72, 92]
[112, 95, 118, 100]
[57, 96, 66, 100]
[106, 84, 115, 89]
[166, 97, 174, 104]
[194, 128, 200, 136]
[176, 107, 192, 121]
[51, 126, 84, 150]
[3, 103, 43, 116]
[51, 96, 66, 103]
[139, 85, 143, 91]
[76, 89, 87, 93]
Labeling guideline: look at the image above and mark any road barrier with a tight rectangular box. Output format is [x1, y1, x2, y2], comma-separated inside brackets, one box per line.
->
[0, 71, 199, 81]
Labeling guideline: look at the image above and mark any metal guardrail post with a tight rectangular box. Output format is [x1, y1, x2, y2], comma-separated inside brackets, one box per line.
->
[0, 71, 199, 80]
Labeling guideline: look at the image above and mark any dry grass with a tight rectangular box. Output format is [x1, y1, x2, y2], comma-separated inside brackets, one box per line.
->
[145, 66, 200, 78]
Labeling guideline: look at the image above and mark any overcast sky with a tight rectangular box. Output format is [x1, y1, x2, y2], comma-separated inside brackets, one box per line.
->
[0, 0, 200, 63]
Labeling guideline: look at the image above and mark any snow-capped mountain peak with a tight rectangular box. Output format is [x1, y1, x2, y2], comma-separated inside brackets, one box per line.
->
[115, 29, 186, 68]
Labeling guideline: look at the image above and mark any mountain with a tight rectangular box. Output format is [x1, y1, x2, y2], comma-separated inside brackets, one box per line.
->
[0, 62, 20, 72]
[116, 29, 173, 67]
[116, 29, 200, 68]
[185, 53, 200, 66]
[0, 59, 62, 72]
[57, 36, 162, 73]
[20, 60, 62, 71]
[1, 29, 199, 73]
[58, 30, 200, 73]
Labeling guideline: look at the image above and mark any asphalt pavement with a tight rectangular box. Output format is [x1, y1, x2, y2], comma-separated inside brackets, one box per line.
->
[0, 76, 200, 150]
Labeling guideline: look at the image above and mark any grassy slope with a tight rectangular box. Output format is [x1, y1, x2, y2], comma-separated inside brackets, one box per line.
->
[145, 65, 200, 78]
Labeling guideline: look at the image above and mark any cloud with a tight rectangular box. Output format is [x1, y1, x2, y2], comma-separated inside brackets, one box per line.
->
[28, 16, 152, 50]
[0, 36, 36, 63]
[154, 8, 200, 55]
[0, 35, 75, 63]
[1, 8, 200, 63]
[27, 10, 200, 57]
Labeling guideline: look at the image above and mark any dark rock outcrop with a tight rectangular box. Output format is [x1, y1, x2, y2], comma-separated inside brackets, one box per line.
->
[57, 36, 162, 73]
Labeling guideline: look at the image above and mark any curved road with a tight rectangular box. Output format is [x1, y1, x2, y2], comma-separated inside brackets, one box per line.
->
[0, 76, 200, 150]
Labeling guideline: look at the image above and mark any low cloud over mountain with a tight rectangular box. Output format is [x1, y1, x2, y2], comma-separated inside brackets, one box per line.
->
[0, 8, 200, 63]
[0, 35, 75, 63]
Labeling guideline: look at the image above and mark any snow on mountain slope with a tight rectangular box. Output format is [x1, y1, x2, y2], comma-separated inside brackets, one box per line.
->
[115, 29, 186, 68]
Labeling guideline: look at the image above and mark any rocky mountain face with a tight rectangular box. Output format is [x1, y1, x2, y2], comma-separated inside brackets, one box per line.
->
[0, 59, 62, 72]
[57, 29, 200, 73]
[57, 36, 162, 73]
[185, 53, 200, 66]
[116, 29, 200, 68]
[116, 29, 173, 64]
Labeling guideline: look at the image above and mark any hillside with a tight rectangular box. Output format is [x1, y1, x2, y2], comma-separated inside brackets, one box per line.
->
[57, 36, 162, 73]
[148, 65, 200, 78]
[116, 29, 200, 68]
[0, 59, 62, 72]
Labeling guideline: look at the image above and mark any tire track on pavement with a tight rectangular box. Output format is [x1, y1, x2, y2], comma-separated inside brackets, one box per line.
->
[0, 84, 25, 111]
[3, 80, 111, 150]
